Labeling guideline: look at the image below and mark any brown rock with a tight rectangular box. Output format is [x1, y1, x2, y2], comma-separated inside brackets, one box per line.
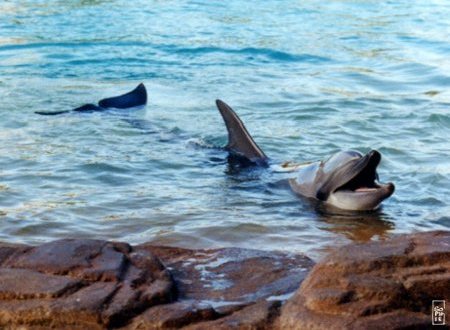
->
[350, 310, 430, 330]
[0, 268, 82, 300]
[1, 232, 447, 329]
[103, 283, 140, 323]
[0, 238, 314, 329]
[51, 282, 118, 326]
[0, 242, 30, 265]
[278, 230, 450, 330]
[0, 239, 175, 329]
[126, 301, 218, 329]
[185, 300, 281, 330]
[6, 239, 128, 282]
[0, 299, 55, 328]
[5, 239, 105, 271]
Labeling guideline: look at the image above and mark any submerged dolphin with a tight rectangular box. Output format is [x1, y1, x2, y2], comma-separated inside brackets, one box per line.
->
[35, 83, 147, 115]
[215, 100, 395, 211]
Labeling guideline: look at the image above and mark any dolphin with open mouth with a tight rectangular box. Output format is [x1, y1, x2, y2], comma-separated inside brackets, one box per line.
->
[35, 83, 147, 115]
[215, 99, 395, 211]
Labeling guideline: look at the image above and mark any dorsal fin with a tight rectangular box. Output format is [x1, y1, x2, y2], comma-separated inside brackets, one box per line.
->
[98, 83, 147, 109]
[216, 99, 268, 166]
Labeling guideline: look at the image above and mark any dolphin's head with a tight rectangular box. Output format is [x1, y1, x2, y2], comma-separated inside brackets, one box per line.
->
[316, 150, 395, 211]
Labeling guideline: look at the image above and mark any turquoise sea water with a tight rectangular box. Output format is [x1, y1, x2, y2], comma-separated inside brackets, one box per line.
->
[0, 0, 449, 259]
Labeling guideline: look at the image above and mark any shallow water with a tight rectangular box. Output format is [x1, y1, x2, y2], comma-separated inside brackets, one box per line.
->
[0, 0, 449, 260]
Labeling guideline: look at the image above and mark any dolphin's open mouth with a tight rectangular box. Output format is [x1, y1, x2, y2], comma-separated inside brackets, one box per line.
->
[335, 150, 382, 193]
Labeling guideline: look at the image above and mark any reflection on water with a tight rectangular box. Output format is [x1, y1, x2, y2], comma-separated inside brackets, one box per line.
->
[315, 204, 395, 243]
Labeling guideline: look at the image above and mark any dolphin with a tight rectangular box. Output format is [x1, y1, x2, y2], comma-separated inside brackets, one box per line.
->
[35, 83, 147, 115]
[215, 99, 395, 211]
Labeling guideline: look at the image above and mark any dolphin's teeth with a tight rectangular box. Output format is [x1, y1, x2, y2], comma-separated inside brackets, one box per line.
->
[355, 187, 377, 192]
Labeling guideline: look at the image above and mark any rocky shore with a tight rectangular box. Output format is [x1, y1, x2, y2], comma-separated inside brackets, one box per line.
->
[0, 231, 448, 329]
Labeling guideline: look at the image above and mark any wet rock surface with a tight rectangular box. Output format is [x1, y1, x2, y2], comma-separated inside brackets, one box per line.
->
[138, 245, 313, 305]
[278, 230, 450, 330]
[0, 239, 313, 329]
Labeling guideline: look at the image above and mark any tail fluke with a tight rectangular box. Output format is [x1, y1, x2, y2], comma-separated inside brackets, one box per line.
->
[216, 99, 268, 166]
[98, 83, 147, 109]
[35, 83, 147, 115]
[34, 110, 71, 115]
[72, 104, 104, 112]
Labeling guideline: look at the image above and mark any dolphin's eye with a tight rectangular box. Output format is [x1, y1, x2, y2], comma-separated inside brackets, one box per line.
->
[316, 190, 328, 201]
